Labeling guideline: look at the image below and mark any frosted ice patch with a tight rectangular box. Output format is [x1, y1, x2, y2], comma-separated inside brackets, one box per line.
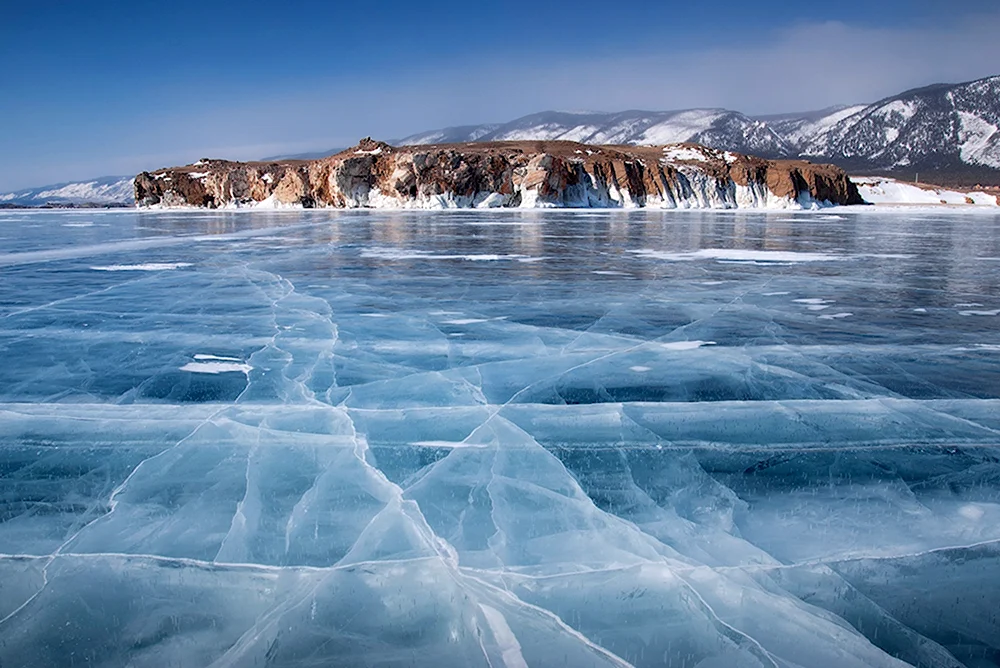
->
[958, 504, 986, 521]
[592, 270, 631, 276]
[629, 366, 652, 372]
[62, 222, 94, 228]
[954, 342, 1000, 351]
[955, 303, 984, 308]
[793, 298, 833, 305]
[818, 312, 853, 320]
[631, 249, 840, 263]
[466, 220, 542, 227]
[90, 263, 193, 271]
[960, 309, 1000, 316]
[913, 308, 928, 313]
[179, 361, 252, 374]
[660, 341, 716, 351]
[478, 604, 529, 668]
[763, 291, 790, 296]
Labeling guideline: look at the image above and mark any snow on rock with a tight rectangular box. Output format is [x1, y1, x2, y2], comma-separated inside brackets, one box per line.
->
[662, 146, 710, 162]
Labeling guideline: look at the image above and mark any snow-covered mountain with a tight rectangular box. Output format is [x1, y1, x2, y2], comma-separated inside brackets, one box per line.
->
[0, 176, 134, 207]
[397, 75, 1000, 183]
[4, 75, 998, 205]
[400, 109, 795, 158]
[758, 105, 870, 153]
[798, 76, 1000, 174]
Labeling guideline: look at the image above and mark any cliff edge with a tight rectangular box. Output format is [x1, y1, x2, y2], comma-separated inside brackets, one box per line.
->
[134, 139, 863, 210]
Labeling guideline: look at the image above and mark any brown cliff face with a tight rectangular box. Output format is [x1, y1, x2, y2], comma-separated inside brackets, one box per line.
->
[134, 139, 863, 209]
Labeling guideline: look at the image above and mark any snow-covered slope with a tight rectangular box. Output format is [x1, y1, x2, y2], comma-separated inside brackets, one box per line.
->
[854, 176, 999, 206]
[396, 75, 1000, 180]
[0, 176, 134, 206]
[802, 76, 1000, 171]
[400, 109, 794, 158]
[762, 105, 870, 152]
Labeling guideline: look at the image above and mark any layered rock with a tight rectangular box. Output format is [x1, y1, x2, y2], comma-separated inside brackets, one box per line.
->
[134, 139, 863, 209]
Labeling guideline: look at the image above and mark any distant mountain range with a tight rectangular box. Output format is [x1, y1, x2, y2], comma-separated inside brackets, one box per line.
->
[4, 75, 998, 206]
[0, 175, 134, 207]
[395, 75, 1000, 183]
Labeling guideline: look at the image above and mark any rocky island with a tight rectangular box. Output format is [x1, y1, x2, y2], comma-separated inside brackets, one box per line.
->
[134, 139, 863, 209]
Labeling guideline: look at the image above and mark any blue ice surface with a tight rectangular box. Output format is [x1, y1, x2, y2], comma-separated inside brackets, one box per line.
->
[1, 207, 999, 667]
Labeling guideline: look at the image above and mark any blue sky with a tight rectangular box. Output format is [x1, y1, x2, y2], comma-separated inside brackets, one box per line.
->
[2, 0, 999, 191]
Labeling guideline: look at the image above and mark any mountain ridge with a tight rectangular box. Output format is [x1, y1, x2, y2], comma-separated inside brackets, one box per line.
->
[4, 75, 998, 205]
[0, 175, 134, 207]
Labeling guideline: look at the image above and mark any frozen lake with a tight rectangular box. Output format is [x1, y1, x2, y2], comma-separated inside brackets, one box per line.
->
[2, 207, 1000, 667]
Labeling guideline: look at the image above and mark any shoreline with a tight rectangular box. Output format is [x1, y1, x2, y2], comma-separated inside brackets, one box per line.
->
[3, 203, 999, 215]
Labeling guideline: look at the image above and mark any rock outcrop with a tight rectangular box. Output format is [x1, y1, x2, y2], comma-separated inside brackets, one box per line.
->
[134, 139, 863, 209]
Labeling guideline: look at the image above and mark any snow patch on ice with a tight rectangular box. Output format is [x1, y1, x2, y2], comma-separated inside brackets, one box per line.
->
[632, 249, 841, 263]
[361, 248, 526, 262]
[90, 263, 192, 271]
[193, 354, 244, 362]
[179, 361, 252, 374]
[660, 341, 716, 351]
